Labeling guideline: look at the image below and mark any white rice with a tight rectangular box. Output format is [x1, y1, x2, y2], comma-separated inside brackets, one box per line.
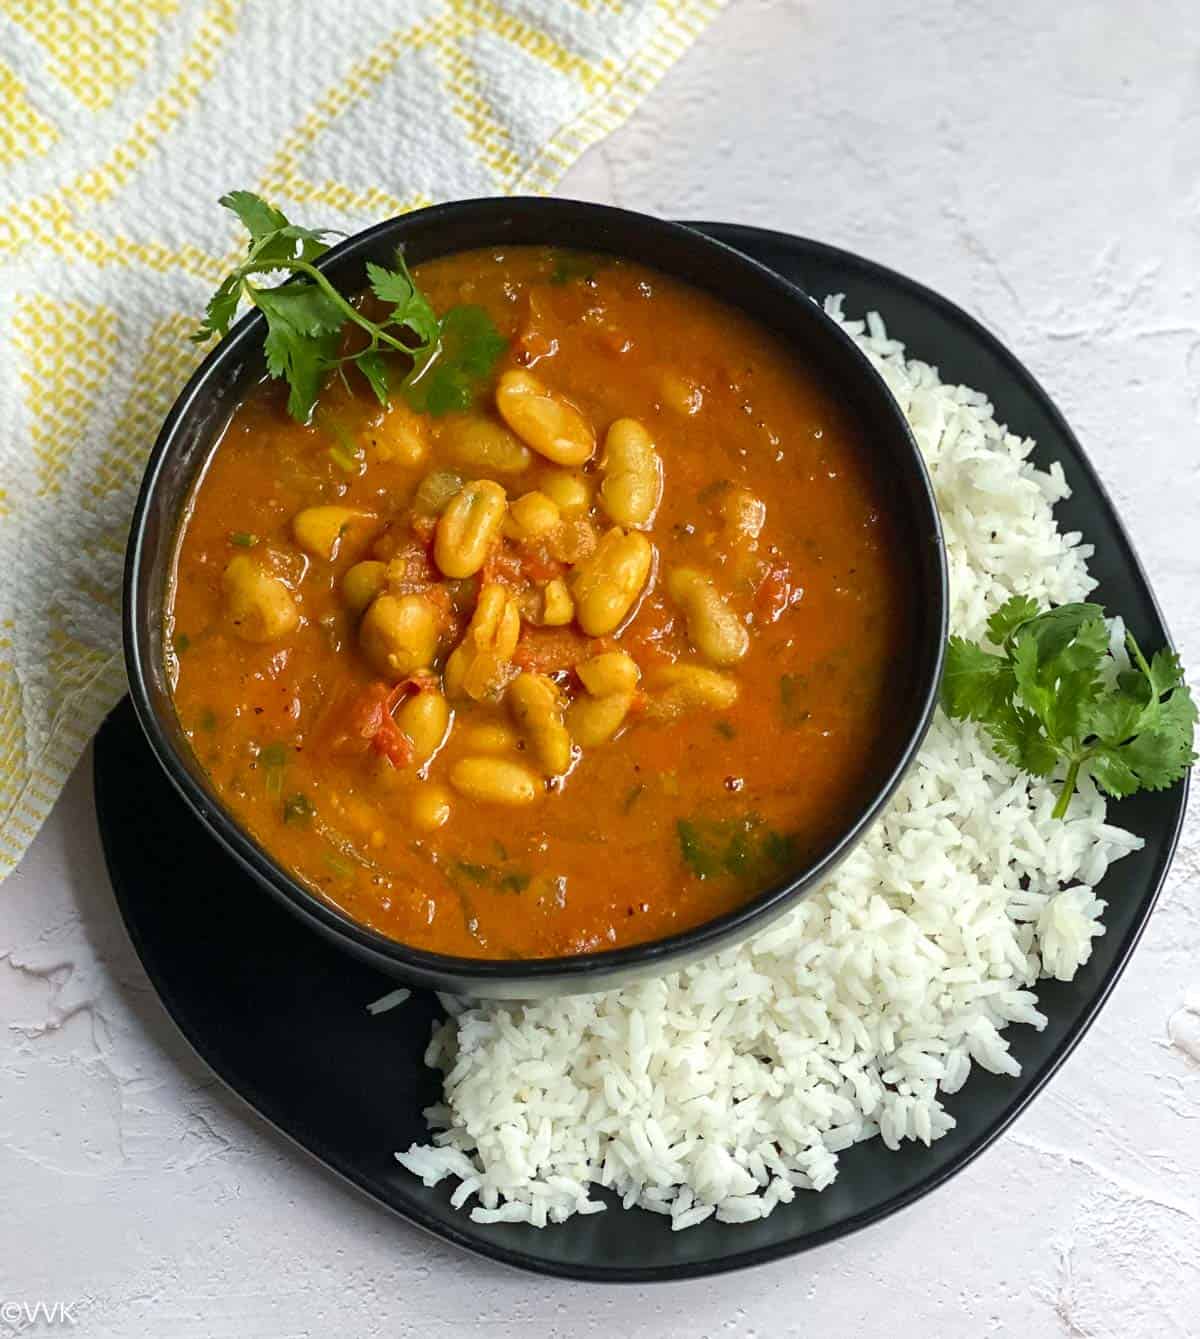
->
[366, 987, 411, 1016]
[394, 301, 1144, 1229]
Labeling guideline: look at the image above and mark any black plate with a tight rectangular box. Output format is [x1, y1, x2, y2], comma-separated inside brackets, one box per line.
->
[96, 224, 1188, 1281]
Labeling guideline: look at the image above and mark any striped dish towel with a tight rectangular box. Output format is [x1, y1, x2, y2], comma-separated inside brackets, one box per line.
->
[0, 0, 723, 878]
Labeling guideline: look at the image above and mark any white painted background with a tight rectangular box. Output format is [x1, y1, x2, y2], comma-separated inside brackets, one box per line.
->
[5, 1, 1199, 1334]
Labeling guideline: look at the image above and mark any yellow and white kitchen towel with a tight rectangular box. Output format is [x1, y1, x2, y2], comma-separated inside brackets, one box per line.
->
[0, 0, 723, 879]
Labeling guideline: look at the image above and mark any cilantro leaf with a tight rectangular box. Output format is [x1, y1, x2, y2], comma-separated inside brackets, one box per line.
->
[250, 222, 335, 268]
[942, 598, 1196, 818]
[192, 272, 243, 342]
[941, 636, 1015, 720]
[367, 254, 439, 345]
[254, 285, 344, 421]
[677, 814, 795, 883]
[220, 190, 288, 243]
[354, 350, 390, 406]
[986, 595, 1041, 646]
[1084, 748, 1140, 798]
[447, 860, 532, 895]
[1016, 601, 1105, 660]
[404, 305, 507, 416]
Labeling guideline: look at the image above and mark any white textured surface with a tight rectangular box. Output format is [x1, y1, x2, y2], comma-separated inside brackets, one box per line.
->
[5, 1, 1199, 1333]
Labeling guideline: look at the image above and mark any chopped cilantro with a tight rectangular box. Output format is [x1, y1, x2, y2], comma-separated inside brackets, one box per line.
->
[283, 793, 313, 826]
[676, 814, 796, 883]
[258, 742, 288, 768]
[450, 859, 532, 896]
[780, 673, 811, 727]
[549, 250, 602, 285]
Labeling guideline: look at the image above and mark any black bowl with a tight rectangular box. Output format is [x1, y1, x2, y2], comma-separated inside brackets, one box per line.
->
[123, 197, 947, 998]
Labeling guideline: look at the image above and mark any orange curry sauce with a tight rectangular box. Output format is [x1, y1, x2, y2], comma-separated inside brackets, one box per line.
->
[167, 247, 909, 958]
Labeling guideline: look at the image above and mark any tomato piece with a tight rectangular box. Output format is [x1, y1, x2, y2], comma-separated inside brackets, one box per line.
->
[516, 546, 567, 584]
[481, 546, 527, 589]
[324, 679, 414, 768]
[755, 562, 803, 624]
[513, 627, 592, 674]
[370, 712, 413, 768]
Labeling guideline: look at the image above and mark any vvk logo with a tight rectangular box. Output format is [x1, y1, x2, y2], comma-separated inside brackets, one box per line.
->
[0, 1301, 81, 1328]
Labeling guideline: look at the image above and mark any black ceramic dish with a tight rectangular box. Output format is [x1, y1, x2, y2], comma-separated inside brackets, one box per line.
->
[99, 224, 1188, 1281]
[123, 197, 946, 999]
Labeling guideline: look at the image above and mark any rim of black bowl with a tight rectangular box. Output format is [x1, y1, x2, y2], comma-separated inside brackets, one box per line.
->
[123, 197, 948, 994]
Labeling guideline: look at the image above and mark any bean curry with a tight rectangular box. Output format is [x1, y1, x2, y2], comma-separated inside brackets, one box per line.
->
[168, 246, 910, 959]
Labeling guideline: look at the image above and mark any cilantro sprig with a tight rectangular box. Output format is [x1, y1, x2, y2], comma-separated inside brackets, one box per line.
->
[193, 191, 506, 422]
[942, 596, 1196, 818]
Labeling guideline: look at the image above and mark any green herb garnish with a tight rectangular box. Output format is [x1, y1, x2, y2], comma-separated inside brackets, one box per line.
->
[324, 851, 354, 880]
[193, 191, 506, 422]
[942, 596, 1196, 818]
[173, 632, 191, 655]
[230, 531, 258, 548]
[258, 741, 288, 800]
[453, 861, 491, 885]
[714, 720, 736, 740]
[449, 860, 531, 895]
[404, 305, 507, 416]
[198, 708, 217, 732]
[283, 793, 313, 826]
[677, 814, 795, 883]
[779, 673, 811, 728]
[549, 250, 601, 285]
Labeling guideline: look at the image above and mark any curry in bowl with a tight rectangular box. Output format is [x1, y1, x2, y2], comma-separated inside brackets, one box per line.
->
[166, 243, 912, 960]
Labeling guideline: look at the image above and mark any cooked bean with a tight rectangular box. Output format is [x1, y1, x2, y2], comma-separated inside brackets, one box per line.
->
[434, 479, 507, 578]
[462, 722, 519, 753]
[504, 490, 560, 541]
[444, 583, 521, 700]
[496, 369, 595, 466]
[222, 556, 299, 643]
[565, 691, 633, 746]
[359, 593, 439, 680]
[368, 406, 429, 467]
[571, 527, 654, 636]
[649, 663, 739, 715]
[508, 672, 572, 776]
[442, 417, 533, 474]
[450, 757, 542, 806]
[666, 567, 749, 666]
[292, 506, 372, 561]
[660, 371, 703, 416]
[410, 784, 452, 831]
[577, 650, 641, 697]
[598, 418, 662, 529]
[538, 578, 574, 627]
[537, 468, 592, 516]
[342, 560, 388, 618]
[396, 688, 451, 763]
